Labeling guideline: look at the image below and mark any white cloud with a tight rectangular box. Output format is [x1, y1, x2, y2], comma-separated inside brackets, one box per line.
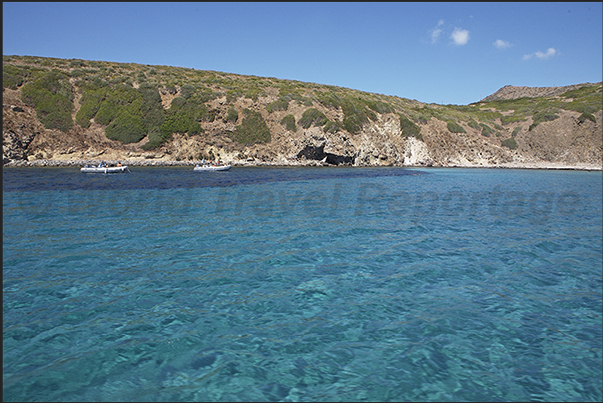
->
[450, 28, 470, 46]
[522, 47, 558, 60]
[535, 47, 558, 59]
[429, 20, 444, 44]
[493, 39, 512, 49]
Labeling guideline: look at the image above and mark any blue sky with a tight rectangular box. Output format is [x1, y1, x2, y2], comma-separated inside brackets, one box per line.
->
[3, 2, 602, 105]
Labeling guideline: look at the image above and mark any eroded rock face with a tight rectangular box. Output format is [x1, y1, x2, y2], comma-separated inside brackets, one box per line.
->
[2, 92, 40, 164]
[3, 126, 36, 164]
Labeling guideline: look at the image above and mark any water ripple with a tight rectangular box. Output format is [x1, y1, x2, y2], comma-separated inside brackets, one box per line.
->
[3, 167, 602, 401]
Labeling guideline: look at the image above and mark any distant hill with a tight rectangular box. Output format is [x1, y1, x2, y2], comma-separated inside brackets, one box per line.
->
[480, 82, 602, 102]
[3, 55, 602, 169]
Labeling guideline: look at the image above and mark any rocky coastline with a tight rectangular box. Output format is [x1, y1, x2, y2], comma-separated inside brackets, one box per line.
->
[4, 158, 600, 171]
[3, 57, 601, 172]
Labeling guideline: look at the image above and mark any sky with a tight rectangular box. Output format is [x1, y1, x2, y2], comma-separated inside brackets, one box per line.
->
[3, 2, 602, 105]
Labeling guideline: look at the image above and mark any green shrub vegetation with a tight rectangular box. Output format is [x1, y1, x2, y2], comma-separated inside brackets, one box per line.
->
[231, 109, 271, 144]
[563, 90, 602, 115]
[138, 82, 165, 129]
[467, 119, 481, 131]
[500, 114, 527, 125]
[3, 64, 46, 89]
[399, 115, 421, 138]
[265, 97, 290, 113]
[316, 93, 385, 134]
[501, 137, 518, 149]
[299, 108, 328, 128]
[141, 127, 164, 151]
[529, 111, 559, 131]
[5, 56, 601, 148]
[93, 84, 140, 126]
[21, 69, 74, 132]
[323, 120, 341, 134]
[105, 109, 146, 143]
[317, 93, 343, 109]
[578, 112, 596, 124]
[180, 84, 196, 99]
[447, 120, 466, 133]
[226, 106, 238, 123]
[157, 94, 206, 143]
[341, 98, 376, 134]
[281, 114, 297, 132]
[365, 98, 394, 114]
[480, 124, 495, 137]
[75, 88, 105, 128]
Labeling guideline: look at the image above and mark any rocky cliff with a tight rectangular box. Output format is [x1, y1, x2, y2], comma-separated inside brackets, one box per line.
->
[3, 56, 602, 169]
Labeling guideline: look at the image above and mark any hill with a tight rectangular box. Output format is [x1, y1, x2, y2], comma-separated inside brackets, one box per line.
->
[3, 55, 602, 169]
[480, 83, 599, 102]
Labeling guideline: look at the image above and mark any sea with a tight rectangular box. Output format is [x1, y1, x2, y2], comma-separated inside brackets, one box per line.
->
[3, 166, 602, 402]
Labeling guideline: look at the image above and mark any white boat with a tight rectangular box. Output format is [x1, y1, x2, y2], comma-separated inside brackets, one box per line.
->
[81, 165, 130, 173]
[193, 164, 231, 171]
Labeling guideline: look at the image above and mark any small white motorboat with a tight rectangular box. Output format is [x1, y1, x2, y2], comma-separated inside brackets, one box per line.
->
[81, 165, 130, 173]
[193, 164, 231, 171]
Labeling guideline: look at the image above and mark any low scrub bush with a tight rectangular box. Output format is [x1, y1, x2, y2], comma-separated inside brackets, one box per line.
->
[180, 84, 196, 99]
[561, 84, 602, 99]
[226, 106, 238, 123]
[160, 97, 205, 139]
[141, 127, 163, 150]
[226, 89, 243, 103]
[318, 93, 343, 109]
[578, 112, 596, 124]
[299, 108, 328, 128]
[323, 120, 341, 133]
[365, 98, 394, 114]
[138, 83, 164, 128]
[480, 124, 495, 137]
[501, 115, 527, 125]
[94, 84, 141, 125]
[244, 87, 263, 100]
[105, 110, 146, 143]
[3, 65, 29, 89]
[564, 98, 602, 115]
[76, 88, 105, 128]
[529, 111, 559, 131]
[231, 109, 271, 144]
[501, 137, 518, 149]
[341, 97, 376, 134]
[21, 69, 74, 132]
[447, 120, 466, 133]
[467, 119, 481, 131]
[281, 114, 297, 132]
[399, 115, 421, 138]
[266, 97, 290, 113]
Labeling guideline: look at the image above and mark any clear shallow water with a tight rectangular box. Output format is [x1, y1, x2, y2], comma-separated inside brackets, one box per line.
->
[3, 166, 602, 402]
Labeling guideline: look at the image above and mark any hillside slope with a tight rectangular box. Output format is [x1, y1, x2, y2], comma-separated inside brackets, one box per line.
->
[3, 55, 602, 169]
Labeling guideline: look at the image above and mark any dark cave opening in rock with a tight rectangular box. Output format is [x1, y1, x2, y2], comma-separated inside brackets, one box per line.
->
[296, 144, 354, 166]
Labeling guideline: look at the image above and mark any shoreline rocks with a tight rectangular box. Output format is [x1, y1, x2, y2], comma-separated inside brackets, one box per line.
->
[4, 158, 601, 171]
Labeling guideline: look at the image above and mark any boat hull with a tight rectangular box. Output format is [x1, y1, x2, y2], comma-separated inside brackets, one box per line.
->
[193, 165, 231, 171]
[81, 166, 129, 173]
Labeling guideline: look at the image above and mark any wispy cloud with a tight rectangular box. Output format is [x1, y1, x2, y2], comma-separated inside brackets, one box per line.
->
[450, 28, 470, 46]
[522, 47, 558, 60]
[493, 39, 512, 49]
[429, 20, 445, 44]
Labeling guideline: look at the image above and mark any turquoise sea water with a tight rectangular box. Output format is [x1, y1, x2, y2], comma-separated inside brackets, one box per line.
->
[3, 166, 602, 402]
